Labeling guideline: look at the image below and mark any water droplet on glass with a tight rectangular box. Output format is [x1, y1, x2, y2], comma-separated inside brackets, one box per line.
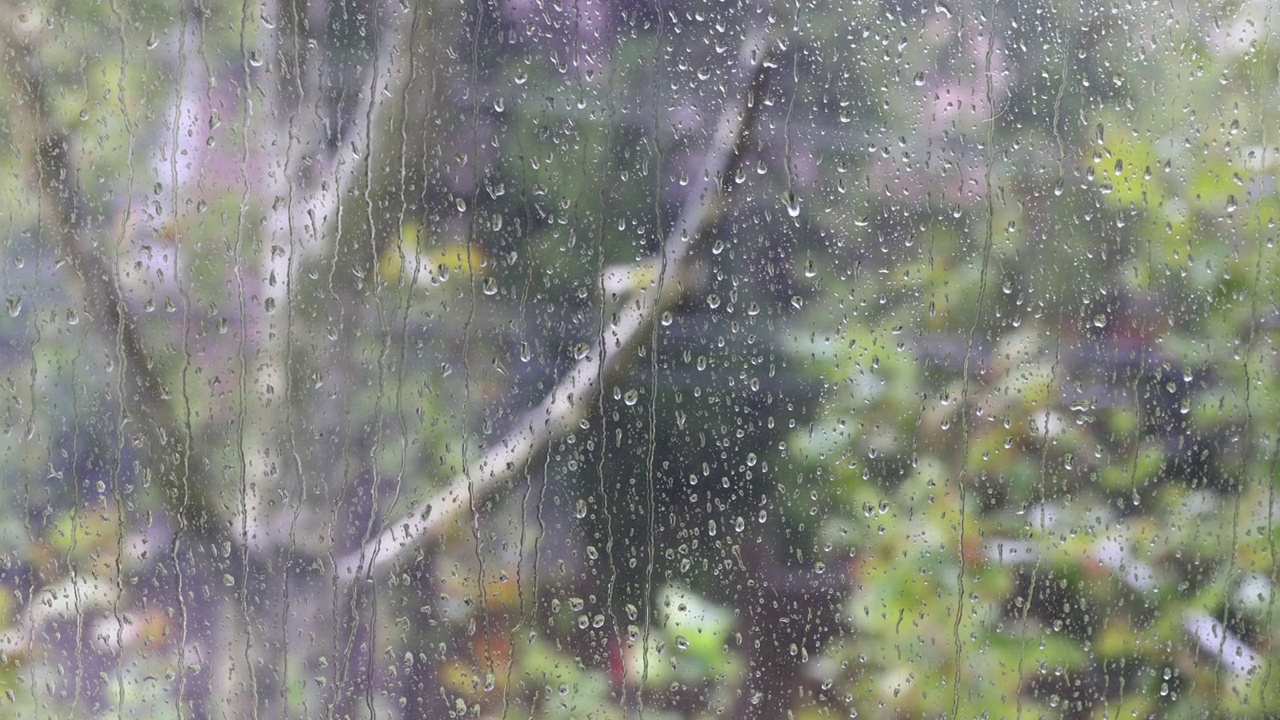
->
[707, 293, 721, 309]
[1092, 314, 1107, 328]
[782, 190, 801, 217]
[623, 389, 639, 406]
[675, 636, 690, 650]
[483, 277, 498, 295]
[6, 296, 21, 317]
[519, 341, 532, 362]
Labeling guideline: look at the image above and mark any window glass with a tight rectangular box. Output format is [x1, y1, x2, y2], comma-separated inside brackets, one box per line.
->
[1, 0, 1277, 717]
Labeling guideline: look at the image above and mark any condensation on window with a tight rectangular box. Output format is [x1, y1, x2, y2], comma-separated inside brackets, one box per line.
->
[0, 0, 1277, 717]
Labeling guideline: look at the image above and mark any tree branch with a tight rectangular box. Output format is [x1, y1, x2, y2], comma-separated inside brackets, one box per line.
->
[338, 23, 779, 584]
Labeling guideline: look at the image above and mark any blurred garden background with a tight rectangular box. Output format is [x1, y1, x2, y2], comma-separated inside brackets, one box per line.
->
[1, 0, 1279, 716]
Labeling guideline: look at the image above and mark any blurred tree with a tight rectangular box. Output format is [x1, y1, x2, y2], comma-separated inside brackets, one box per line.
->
[2, 0, 1280, 718]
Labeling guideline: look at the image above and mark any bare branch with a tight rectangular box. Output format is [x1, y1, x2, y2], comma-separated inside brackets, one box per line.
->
[338, 24, 779, 584]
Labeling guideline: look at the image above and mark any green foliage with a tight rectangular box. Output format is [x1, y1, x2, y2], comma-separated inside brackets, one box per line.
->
[3, 0, 1280, 717]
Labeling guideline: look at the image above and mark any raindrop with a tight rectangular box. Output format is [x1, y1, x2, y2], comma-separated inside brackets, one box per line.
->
[782, 190, 801, 217]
